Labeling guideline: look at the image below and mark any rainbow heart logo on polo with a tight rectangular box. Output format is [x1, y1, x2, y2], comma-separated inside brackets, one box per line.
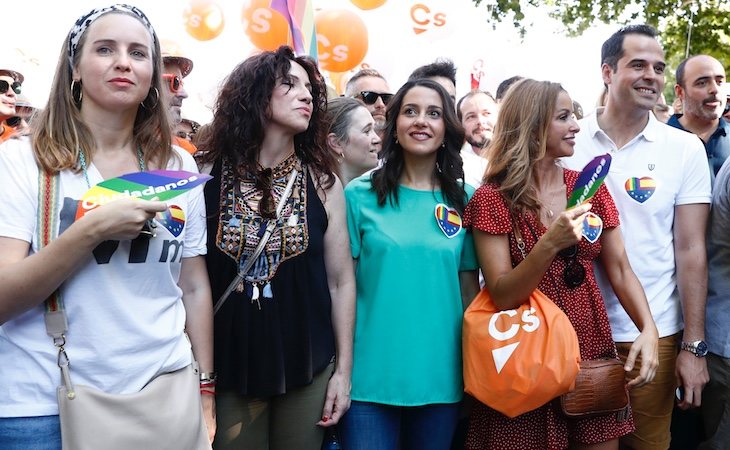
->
[624, 177, 655, 203]
[434, 203, 462, 238]
[582, 212, 603, 243]
[156, 205, 185, 237]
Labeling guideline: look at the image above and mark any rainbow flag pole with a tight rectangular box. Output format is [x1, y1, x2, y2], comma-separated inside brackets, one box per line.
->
[270, 0, 318, 61]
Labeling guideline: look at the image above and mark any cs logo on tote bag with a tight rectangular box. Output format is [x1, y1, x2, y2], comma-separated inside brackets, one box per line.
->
[463, 288, 580, 418]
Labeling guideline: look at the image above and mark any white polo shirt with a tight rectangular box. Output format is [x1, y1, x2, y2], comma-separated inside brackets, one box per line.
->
[564, 110, 711, 341]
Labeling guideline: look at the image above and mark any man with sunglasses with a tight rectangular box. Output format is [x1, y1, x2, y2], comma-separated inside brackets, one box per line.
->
[175, 117, 200, 143]
[161, 45, 196, 154]
[0, 69, 22, 144]
[344, 69, 392, 140]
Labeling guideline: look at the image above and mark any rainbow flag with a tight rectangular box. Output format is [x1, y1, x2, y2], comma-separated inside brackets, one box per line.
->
[76, 170, 212, 220]
[270, 0, 318, 60]
[567, 153, 612, 209]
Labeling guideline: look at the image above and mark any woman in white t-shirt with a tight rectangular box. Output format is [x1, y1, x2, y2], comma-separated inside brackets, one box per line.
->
[0, 5, 214, 449]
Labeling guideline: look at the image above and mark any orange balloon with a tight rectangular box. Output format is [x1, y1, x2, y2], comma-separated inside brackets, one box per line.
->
[327, 71, 351, 96]
[316, 10, 368, 73]
[241, 0, 292, 51]
[350, 0, 387, 10]
[183, 0, 225, 41]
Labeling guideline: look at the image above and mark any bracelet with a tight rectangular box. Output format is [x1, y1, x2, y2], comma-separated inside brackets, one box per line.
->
[200, 389, 216, 396]
[199, 371, 217, 382]
[199, 381, 217, 388]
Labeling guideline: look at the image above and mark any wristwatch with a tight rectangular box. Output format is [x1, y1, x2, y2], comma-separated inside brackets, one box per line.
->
[680, 340, 708, 357]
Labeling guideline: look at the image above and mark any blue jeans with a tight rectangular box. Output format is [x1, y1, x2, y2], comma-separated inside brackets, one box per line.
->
[0, 415, 62, 450]
[338, 401, 460, 450]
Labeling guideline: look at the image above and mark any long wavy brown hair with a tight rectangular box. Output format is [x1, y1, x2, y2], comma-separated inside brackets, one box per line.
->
[198, 46, 335, 189]
[32, 11, 172, 174]
[484, 79, 565, 215]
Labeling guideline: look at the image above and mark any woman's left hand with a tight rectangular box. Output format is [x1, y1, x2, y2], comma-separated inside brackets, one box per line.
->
[202, 394, 217, 443]
[624, 326, 659, 388]
[317, 370, 351, 427]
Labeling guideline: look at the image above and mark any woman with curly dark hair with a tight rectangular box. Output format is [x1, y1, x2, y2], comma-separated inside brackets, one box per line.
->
[198, 46, 355, 450]
[339, 79, 480, 450]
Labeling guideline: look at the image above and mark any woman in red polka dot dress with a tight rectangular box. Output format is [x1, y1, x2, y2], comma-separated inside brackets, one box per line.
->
[462, 79, 659, 450]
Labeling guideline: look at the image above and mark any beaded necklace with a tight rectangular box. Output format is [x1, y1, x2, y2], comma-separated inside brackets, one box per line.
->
[77, 145, 145, 188]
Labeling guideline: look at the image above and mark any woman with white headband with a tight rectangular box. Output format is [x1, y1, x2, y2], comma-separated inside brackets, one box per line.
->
[0, 5, 214, 449]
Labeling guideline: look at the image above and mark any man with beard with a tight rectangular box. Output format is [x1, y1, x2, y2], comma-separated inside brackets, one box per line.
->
[345, 69, 392, 142]
[668, 55, 728, 184]
[161, 45, 196, 154]
[456, 90, 497, 187]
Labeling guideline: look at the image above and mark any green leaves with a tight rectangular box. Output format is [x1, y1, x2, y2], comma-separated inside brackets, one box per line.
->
[472, 0, 730, 102]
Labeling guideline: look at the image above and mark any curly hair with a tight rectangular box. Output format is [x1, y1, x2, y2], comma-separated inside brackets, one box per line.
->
[198, 46, 335, 188]
[371, 79, 467, 213]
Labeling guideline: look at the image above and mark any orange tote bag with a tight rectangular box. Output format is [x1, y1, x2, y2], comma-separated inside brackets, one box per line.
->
[463, 287, 581, 418]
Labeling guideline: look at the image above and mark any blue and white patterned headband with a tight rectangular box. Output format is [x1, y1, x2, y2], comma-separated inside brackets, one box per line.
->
[67, 4, 157, 69]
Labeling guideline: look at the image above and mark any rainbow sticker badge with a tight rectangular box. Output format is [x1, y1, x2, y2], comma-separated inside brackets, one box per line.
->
[156, 205, 186, 237]
[582, 212, 604, 243]
[435, 203, 462, 238]
[624, 177, 656, 203]
[567, 153, 612, 209]
[76, 170, 212, 220]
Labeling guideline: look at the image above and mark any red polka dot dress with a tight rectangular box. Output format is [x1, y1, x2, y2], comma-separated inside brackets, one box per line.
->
[462, 169, 635, 450]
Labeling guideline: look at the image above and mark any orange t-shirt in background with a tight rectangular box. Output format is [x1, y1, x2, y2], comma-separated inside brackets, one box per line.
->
[0, 125, 15, 143]
[173, 136, 197, 155]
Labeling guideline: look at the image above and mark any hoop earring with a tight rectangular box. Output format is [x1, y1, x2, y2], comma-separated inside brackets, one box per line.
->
[141, 87, 159, 109]
[70, 80, 82, 105]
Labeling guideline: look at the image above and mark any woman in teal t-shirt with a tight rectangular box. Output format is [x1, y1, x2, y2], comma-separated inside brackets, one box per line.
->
[341, 79, 480, 450]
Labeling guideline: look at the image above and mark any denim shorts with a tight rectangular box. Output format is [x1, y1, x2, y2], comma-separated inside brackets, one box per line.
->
[0, 415, 62, 450]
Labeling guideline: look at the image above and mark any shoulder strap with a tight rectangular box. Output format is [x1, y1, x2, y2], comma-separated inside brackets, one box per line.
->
[37, 170, 68, 342]
[213, 167, 299, 315]
[38, 170, 75, 397]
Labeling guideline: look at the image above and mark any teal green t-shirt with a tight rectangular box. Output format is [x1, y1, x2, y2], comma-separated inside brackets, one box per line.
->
[345, 175, 478, 406]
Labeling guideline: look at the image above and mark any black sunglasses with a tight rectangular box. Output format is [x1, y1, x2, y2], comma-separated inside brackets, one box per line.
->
[175, 130, 195, 140]
[558, 245, 585, 288]
[0, 80, 21, 95]
[357, 91, 392, 106]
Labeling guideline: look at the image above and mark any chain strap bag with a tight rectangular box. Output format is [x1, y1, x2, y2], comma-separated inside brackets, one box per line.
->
[38, 170, 211, 450]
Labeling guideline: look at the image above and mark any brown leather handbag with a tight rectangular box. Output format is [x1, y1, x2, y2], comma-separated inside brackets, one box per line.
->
[560, 358, 630, 418]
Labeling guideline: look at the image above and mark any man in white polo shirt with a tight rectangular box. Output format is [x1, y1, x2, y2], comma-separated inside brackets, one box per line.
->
[565, 24, 711, 450]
